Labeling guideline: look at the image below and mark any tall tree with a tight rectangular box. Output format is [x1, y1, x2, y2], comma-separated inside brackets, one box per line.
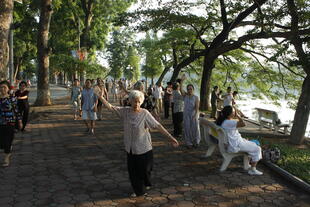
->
[107, 29, 128, 80]
[287, 0, 310, 144]
[35, 0, 52, 106]
[141, 33, 163, 84]
[0, 0, 13, 79]
[125, 46, 140, 82]
[13, 0, 37, 81]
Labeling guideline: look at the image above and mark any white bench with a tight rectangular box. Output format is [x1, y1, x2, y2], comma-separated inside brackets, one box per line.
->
[255, 108, 290, 134]
[199, 118, 250, 172]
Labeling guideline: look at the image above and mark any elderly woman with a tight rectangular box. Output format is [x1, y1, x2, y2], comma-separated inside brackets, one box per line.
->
[0, 80, 22, 167]
[97, 90, 179, 197]
[216, 105, 263, 175]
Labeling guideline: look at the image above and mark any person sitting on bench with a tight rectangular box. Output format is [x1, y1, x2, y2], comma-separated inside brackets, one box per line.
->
[216, 106, 263, 175]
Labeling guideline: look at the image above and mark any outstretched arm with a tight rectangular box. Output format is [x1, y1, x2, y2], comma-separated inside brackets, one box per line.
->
[97, 95, 120, 117]
[156, 124, 179, 147]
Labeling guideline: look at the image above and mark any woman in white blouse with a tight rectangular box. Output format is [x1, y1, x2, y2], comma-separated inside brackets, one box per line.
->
[216, 105, 263, 175]
[96, 90, 179, 197]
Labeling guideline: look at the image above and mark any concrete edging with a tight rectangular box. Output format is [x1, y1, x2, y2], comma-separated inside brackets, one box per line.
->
[262, 160, 310, 194]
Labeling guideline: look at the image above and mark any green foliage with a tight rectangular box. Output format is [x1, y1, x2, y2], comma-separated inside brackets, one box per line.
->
[270, 143, 310, 184]
[125, 46, 140, 81]
[77, 0, 135, 51]
[107, 29, 130, 79]
[50, 54, 108, 79]
[13, 0, 37, 78]
[140, 33, 163, 79]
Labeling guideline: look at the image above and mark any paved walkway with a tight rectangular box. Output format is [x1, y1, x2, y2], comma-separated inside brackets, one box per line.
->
[1, 99, 309, 207]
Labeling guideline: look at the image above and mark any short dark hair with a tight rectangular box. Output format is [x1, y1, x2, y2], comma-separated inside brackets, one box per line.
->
[19, 81, 27, 87]
[167, 81, 172, 85]
[0, 80, 11, 90]
[172, 82, 179, 90]
[213, 86, 218, 90]
[187, 84, 194, 90]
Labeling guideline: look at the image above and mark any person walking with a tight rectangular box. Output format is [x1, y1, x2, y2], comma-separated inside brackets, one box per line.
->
[111, 81, 118, 103]
[71, 79, 82, 120]
[15, 81, 30, 131]
[153, 83, 164, 115]
[94, 79, 108, 120]
[172, 82, 184, 138]
[183, 84, 201, 148]
[0, 80, 22, 167]
[95, 90, 179, 197]
[81, 79, 98, 135]
[163, 82, 173, 119]
[210, 86, 219, 119]
[223, 86, 234, 107]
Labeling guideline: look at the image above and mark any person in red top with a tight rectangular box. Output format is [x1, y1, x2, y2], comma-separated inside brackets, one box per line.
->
[15, 81, 30, 131]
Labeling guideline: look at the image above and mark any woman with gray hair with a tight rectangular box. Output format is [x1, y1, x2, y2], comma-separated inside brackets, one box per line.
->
[96, 90, 179, 197]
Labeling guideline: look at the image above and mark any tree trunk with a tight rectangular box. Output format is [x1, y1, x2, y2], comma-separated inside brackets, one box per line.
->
[200, 55, 216, 111]
[35, 0, 52, 106]
[170, 53, 203, 82]
[80, 0, 93, 49]
[156, 66, 170, 85]
[13, 57, 22, 81]
[0, 0, 13, 79]
[290, 75, 310, 144]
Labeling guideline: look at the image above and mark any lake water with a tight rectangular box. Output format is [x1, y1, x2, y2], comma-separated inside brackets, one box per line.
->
[234, 98, 310, 137]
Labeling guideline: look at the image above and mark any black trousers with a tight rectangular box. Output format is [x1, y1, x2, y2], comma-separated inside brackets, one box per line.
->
[211, 103, 217, 118]
[18, 102, 29, 130]
[172, 112, 183, 137]
[0, 125, 15, 154]
[127, 150, 153, 196]
[164, 101, 170, 118]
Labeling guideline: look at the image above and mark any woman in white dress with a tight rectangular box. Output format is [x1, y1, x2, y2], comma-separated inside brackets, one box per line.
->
[216, 105, 263, 175]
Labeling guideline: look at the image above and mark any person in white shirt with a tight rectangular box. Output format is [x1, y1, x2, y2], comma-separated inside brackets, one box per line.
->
[223, 87, 234, 107]
[153, 83, 164, 114]
[216, 105, 263, 175]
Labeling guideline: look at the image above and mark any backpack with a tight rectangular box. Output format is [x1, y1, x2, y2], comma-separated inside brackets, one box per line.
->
[263, 147, 281, 163]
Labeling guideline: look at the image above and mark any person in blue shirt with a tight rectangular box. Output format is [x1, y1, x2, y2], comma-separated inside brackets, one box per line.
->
[81, 79, 98, 135]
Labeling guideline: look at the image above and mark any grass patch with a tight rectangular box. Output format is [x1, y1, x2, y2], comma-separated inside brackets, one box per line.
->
[261, 140, 310, 184]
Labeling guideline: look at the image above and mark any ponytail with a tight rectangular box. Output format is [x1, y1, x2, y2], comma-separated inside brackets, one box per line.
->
[215, 105, 233, 126]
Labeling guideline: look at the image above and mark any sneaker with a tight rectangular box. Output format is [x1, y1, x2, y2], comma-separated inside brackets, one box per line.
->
[130, 192, 147, 198]
[248, 169, 263, 175]
[90, 129, 95, 135]
[2, 154, 11, 167]
[146, 186, 151, 190]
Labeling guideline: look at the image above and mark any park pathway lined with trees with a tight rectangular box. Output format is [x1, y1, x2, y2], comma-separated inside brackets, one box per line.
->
[0, 99, 309, 207]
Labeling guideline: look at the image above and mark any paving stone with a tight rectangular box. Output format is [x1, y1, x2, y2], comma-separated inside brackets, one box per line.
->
[1, 100, 308, 207]
[247, 196, 264, 203]
[176, 201, 195, 207]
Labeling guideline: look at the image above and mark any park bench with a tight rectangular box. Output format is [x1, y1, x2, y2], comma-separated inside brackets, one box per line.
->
[199, 118, 250, 172]
[255, 108, 290, 134]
